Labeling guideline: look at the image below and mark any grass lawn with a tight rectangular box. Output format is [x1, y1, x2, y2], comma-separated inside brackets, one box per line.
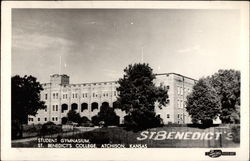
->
[12, 125, 240, 148]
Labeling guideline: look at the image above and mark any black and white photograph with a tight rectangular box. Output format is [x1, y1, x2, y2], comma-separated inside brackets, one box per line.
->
[1, 1, 249, 161]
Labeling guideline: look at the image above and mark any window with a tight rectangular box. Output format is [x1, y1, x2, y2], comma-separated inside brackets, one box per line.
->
[55, 117, 58, 121]
[177, 114, 180, 119]
[38, 118, 40, 121]
[177, 100, 180, 108]
[56, 93, 58, 99]
[45, 105, 47, 112]
[45, 94, 48, 100]
[114, 91, 116, 96]
[93, 93, 95, 97]
[75, 94, 77, 98]
[53, 93, 55, 99]
[56, 105, 58, 111]
[180, 100, 183, 108]
[85, 93, 87, 97]
[44, 118, 47, 121]
[180, 87, 183, 95]
[177, 87, 180, 95]
[52, 117, 54, 121]
[52, 105, 55, 111]
[72, 94, 74, 98]
[167, 114, 170, 118]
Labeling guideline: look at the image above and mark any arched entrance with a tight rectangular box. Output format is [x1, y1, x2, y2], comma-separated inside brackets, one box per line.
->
[91, 102, 98, 111]
[71, 103, 78, 111]
[81, 103, 88, 112]
[61, 104, 68, 113]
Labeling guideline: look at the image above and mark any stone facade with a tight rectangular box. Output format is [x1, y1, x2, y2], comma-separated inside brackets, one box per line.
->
[28, 73, 196, 125]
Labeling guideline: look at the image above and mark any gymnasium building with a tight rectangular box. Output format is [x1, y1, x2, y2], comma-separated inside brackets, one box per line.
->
[28, 73, 197, 125]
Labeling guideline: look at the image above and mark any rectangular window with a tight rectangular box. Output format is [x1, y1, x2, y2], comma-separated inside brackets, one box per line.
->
[45, 105, 47, 112]
[83, 94, 85, 98]
[45, 94, 48, 100]
[180, 100, 183, 108]
[167, 114, 170, 118]
[52, 117, 54, 121]
[177, 114, 180, 119]
[45, 118, 47, 121]
[114, 91, 116, 96]
[38, 118, 40, 121]
[180, 87, 183, 95]
[177, 87, 180, 95]
[75, 94, 77, 98]
[53, 93, 55, 99]
[93, 93, 95, 97]
[66, 94, 67, 99]
[52, 105, 55, 111]
[56, 93, 58, 99]
[56, 105, 58, 111]
[72, 94, 74, 98]
[85, 93, 87, 97]
[55, 117, 58, 121]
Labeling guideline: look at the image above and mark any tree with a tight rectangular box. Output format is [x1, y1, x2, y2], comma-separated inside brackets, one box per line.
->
[92, 103, 120, 126]
[209, 69, 240, 123]
[12, 75, 45, 138]
[116, 63, 168, 130]
[67, 110, 81, 123]
[186, 78, 221, 126]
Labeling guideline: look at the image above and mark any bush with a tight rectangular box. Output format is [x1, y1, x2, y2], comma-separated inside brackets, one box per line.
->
[11, 120, 22, 139]
[231, 125, 240, 143]
[80, 116, 90, 124]
[39, 122, 61, 136]
[124, 111, 163, 131]
[62, 117, 68, 125]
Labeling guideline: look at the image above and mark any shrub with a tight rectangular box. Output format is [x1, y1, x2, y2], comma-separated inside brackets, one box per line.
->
[231, 125, 240, 143]
[39, 122, 61, 136]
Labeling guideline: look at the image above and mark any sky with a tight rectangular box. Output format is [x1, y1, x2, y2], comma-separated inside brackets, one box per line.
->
[12, 9, 241, 84]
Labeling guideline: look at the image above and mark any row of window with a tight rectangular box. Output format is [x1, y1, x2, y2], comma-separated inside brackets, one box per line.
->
[177, 99, 184, 108]
[177, 87, 191, 95]
[177, 114, 183, 120]
[62, 82, 118, 88]
[44, 91, 119, 100]
[28, 117, 58, 122]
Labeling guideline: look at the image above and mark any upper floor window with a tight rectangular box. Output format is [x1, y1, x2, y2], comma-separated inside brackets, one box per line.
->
[177, 87, 180, 95]
[45, 94, 48, 100]
[180, 87, 183, 95]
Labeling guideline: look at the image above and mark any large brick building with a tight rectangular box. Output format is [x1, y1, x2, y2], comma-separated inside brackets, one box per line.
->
[28, 73, 197, 125]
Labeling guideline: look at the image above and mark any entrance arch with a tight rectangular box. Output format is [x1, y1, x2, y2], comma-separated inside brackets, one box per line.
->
[71, 103, 78, 111]
[81, 103, 88, 112]
[91, 102, 98, 111]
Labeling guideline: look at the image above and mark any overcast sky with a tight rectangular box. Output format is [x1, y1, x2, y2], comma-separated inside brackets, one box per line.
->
[12, 9, 241, 84]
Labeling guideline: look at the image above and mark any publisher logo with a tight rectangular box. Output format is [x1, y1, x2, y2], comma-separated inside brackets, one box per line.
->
[205, 150, 236, 158]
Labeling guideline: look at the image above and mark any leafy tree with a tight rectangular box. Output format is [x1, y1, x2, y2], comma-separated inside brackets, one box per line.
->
[208, 69, 240, 123]
[67, 110, 81, 123]
[12, 75, 45, 138]
[116, 63, 168, 129]
[92, 103, 120, 126]
[186, 78, 221, 126]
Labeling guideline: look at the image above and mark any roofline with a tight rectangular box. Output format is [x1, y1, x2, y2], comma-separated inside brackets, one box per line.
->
[155, 73, 197, 81]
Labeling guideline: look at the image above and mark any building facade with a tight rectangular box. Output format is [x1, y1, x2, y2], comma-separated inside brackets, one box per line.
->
[28, 73, 197, 125]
